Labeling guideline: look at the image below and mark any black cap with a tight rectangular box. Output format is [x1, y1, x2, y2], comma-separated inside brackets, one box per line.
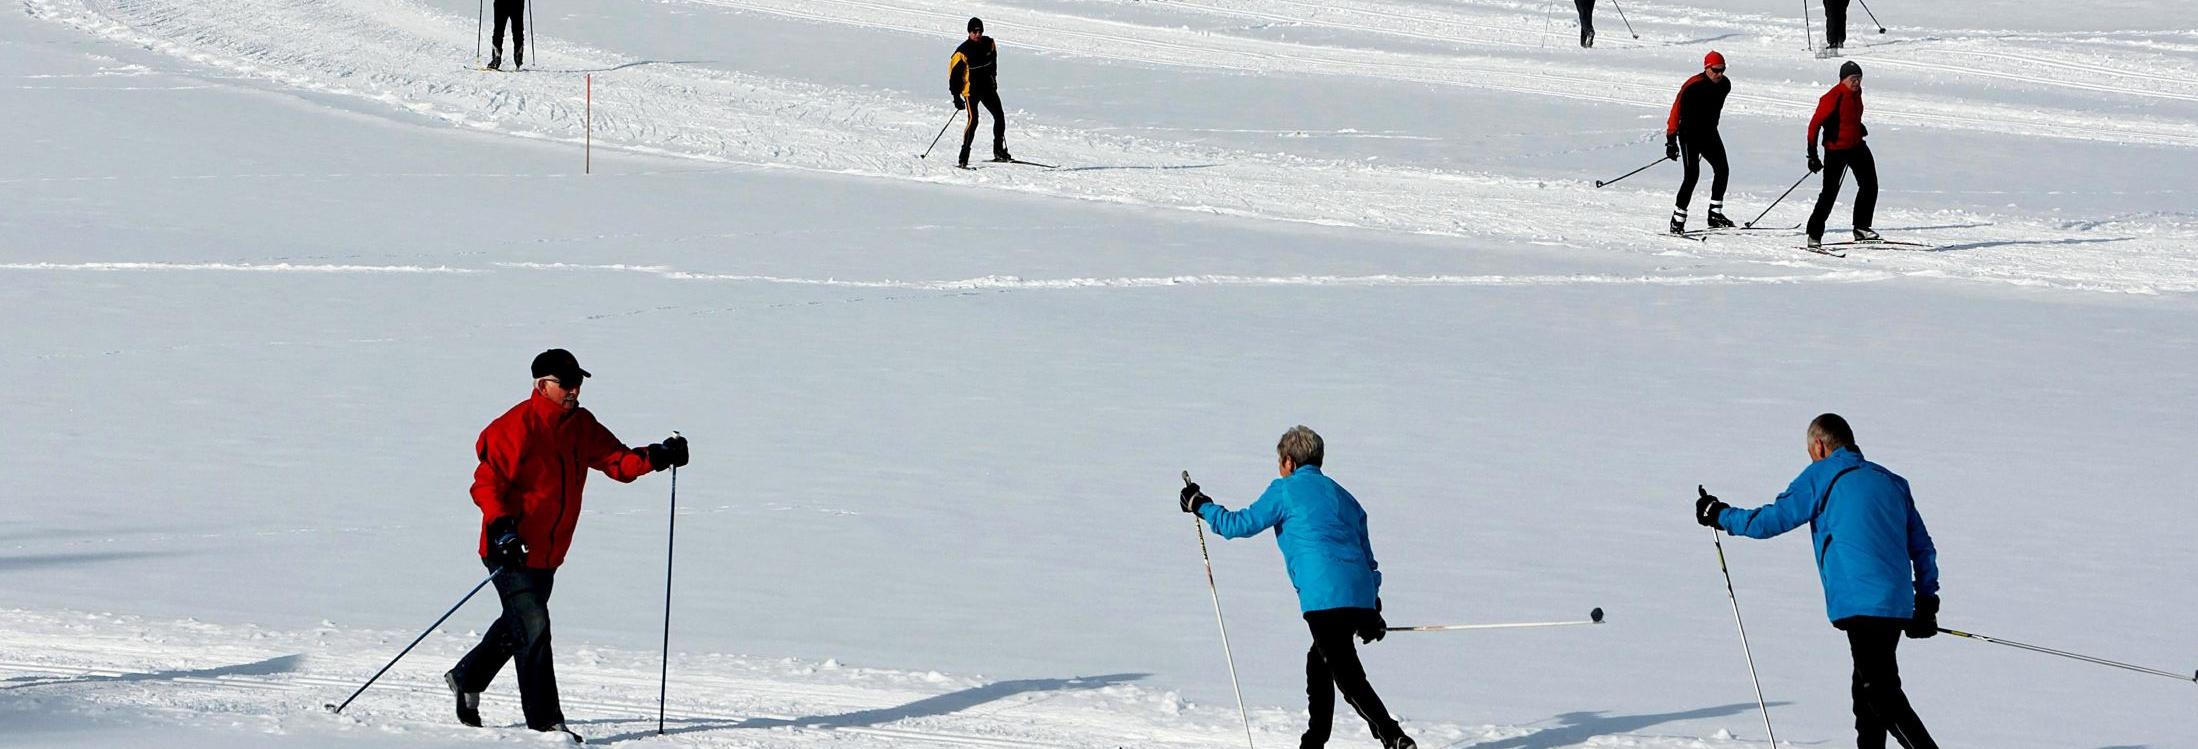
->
[530, 348, 591, 381]
[1839, 61, 1862, 79]
[968, 16, 983, 33]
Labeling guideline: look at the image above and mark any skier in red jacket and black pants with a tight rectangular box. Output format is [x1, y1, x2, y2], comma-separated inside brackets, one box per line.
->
[444, 348, 687, 742]
[1666, 51, 1733, 234]
[1806, 61, 1877, 249]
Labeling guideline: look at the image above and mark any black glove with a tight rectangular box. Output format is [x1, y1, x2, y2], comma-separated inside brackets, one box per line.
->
[1357, 604, 1388, 644]
[645, 434, 689, 471]
[953, 96, 966, 111]
[486, 517, 528, 570]
[1665, 135, 1680, 161]
[1179, 482, 1212, 514]
[1859, 123, 1869, 138]
[1808, 150, 1824, 174]
[1906, 594, 1940, 639]
[1694, 485, 1730, 528]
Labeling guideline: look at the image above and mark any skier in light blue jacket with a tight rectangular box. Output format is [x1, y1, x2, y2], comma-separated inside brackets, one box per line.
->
[1696, 413, 1940, 749]
[1181, 426, 1415, 749]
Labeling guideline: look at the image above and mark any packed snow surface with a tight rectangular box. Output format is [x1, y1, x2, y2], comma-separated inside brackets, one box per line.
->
[4, 0, 2195, 747]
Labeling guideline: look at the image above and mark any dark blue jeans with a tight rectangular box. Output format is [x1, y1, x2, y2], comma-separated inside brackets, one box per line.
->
[453, 564, 561, 729]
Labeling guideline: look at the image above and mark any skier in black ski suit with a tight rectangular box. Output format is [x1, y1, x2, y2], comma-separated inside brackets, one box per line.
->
[1574, 0, 1597, 48]
[948, 17, 1010, 168]
[1824, 0, 1852, 51]
[1666, 51, 1733, 233]
[488, 0, 525, 70]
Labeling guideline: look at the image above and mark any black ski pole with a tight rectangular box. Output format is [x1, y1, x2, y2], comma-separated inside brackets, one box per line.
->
[1800, 0, 1815, 53]
[1939, 628, 2197, 684]
[527, 0, 536, 68]
[1609, 0, 1639, 39]
[1744, 171, 1814, 228]
[656, 457, 679, 734]
[1594, 155, 1668, 188]
[325, 568, 502, 714]
[1856, 0, 1887, 34]
[918, 109, 960, 159]
[476, 0, 484, 64]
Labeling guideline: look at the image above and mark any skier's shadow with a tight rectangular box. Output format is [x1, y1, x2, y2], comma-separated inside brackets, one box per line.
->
[0, 550, 179, 574]
[1446, 701, 1787, 749]
[534, 60, 717, 74]
[0, 653, 304, 691]
[585, 672, 1146, 744]
[1922, 236, 2135, 253]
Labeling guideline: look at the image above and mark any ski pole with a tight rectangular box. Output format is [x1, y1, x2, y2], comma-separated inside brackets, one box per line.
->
[325, 568, 502, 714]
[1708, 521, 1781, 749]
[1593, 155, 1667, 188]
[1744, 170, 1814, 228]
[1183, 471, 1256, 749]
[918, 109, 960, 159]
[1540, 0, 1552, 50]
[1390, 607, 1605, 632]
[1609, 0, 1639, 39]
[656, 453, 679, 734]
[1856, 0, 1887, 34]
[1800, 0, 1814, 53]
[527, 0, 536, 68]
[1938, 628, 2197, 684]
[476, 0, 484, 63]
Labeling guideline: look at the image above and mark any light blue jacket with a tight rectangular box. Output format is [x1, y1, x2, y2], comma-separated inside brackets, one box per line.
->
[1716, 447, 1940, 623]
[1198, 465, 1381, 612]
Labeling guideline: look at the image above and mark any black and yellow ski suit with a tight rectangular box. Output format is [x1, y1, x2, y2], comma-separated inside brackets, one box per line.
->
[948, 35, 1006, 164]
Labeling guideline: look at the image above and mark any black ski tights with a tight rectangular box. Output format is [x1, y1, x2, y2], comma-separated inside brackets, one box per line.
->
[1843, 617, 1938, 749]
[491, 0, 525, 64]
[958, 89, 1007, 163]
[1301, 608, 1405, 748]
[1675, 131, 1728, 211]
[1824, 0, 1850, 48]
[1575, 0, 1596, 46]
[1807, 142, 1877, 238]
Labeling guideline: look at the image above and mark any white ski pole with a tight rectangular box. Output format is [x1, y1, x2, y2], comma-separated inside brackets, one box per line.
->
[1389, 607, 1605, 632]
[1185, 471, 1256, 749]
[1710, 524, 1781, 748]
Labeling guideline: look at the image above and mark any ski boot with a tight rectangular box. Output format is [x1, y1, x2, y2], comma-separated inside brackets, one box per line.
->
[1706, 206, 1734, 229]
[1807, 234, 1824, 249]
[1385, 736, 1418, 749]
[513, 49, 524, 71]
[1669, 210, 1687, 235]
[544, 723, 586, 744]
[1581, 30, 1594, 48]
[991, 146, 1014, 163]
[443, 669, 481, 727]
[486, 52, 502, 71]
[1853, 227, 1881, 242]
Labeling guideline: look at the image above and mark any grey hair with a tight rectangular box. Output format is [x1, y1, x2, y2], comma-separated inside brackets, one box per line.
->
[1276, 425, 1325, 467]
[1809, 413, 1856, 451]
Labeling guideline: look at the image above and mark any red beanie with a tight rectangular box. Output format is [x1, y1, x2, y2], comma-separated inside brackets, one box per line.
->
[1705, 50, 1726, 68]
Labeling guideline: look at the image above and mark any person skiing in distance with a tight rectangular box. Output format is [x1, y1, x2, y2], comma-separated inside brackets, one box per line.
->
[1667, 51, 1734, 234]
[444, 348, 689, 743]
[948, 17, 1010, 168]
[1824, 0, 1853, 52]
[1574, 0, 1597, 48]
[1180, 427, 1417, 749]
[1805, 61, 1878, 249]
[487, 0, 525, 70]
[1695, 413, 1941, 749]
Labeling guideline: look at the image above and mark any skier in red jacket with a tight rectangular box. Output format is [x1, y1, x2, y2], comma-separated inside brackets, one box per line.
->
[1805, 61, 1877, 249]
[1666, 51, 1733, 234]
[443, 348, 687, 742]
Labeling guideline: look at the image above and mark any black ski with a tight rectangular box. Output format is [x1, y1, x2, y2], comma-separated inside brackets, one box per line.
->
[1821, 239, 1931, 249]
[989, 158, 1057, 169]
[1801, 245, 1847, 258]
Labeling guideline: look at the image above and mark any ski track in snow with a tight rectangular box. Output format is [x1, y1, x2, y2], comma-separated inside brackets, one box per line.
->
[18, 0, 2198, 295]
[0, 609, 1762, 748]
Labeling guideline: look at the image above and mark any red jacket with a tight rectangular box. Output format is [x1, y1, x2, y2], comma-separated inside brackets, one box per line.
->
[470, 390, 657, 569]
[1808, 83, 1866, 151]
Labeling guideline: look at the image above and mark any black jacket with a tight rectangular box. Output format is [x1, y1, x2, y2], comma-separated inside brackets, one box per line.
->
[1665, 72, 1731, 137]
[948, 36, 998, 98]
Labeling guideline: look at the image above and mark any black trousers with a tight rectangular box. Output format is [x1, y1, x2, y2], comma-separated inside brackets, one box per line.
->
[453, 564, 562, 729]
[1824, 0, 1850, 48]
[1301, 608, 1404, 748]
[1807, 142, 1877, 238]
[1841, 617, 1937, 749]
[492, 0, 525, 62]
[958, 88, 1006, 163]
[1675, 131, 1728, 211]
[1575, 0, 1596, 45]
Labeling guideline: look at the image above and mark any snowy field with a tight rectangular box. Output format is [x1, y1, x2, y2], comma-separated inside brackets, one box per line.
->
[4, 0, 2196, 747]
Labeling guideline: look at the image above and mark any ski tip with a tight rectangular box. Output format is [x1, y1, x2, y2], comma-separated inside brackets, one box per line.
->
[1591, 607, 1605, 623]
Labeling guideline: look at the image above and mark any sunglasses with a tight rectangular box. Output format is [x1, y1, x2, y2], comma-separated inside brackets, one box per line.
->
[1710, 66, 1726, 73]
[540, 376, 583, 390]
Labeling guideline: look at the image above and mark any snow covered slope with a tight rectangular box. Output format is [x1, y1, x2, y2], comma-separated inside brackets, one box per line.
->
[4, 0, 2195, 747]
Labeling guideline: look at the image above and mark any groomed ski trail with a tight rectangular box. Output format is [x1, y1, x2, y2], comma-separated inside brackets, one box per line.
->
[21, 0, 2198, 295]
[0, 608, 1773, 748]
